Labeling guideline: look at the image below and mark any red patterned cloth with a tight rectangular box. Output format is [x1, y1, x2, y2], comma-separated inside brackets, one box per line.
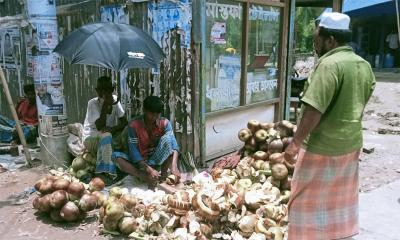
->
[288, 149, 360, 240]
[130, 116, 169, 161]
[16, 99, 38, 125]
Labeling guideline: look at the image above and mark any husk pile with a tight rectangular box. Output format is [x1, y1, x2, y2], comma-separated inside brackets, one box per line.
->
[32, 169, 105, 223]
[96, 120, 296, 240]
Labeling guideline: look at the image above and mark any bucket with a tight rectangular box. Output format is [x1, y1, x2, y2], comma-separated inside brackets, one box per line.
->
[39, 134, 70, 169]
[384, 54, 394, 68]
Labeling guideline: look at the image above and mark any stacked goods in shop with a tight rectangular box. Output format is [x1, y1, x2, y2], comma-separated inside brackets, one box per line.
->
[95, 120, 296, 240]
[32, 171, 105, 223]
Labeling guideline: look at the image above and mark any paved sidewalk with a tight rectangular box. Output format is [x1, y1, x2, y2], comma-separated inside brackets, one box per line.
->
[354, 179, 400, 240]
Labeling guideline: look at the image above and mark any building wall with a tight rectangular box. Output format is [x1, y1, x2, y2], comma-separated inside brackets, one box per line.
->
[0, 0, 23, 17]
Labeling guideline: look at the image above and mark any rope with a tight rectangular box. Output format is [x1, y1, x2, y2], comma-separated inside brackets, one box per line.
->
[38, 134, 68, 169]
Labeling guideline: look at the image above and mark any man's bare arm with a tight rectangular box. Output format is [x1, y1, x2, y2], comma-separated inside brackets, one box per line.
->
[285, 104, 322, 163]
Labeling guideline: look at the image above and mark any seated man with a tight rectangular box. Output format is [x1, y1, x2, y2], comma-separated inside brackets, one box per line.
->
[113, 96, 181, 188]
[0, 84, 38, 144]
[82, 76, 127, 181]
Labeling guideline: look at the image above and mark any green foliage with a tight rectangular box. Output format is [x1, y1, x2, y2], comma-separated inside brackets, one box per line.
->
[295, 7, 325, 53]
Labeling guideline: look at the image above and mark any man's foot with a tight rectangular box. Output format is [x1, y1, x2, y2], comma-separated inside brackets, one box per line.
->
[95, 173, 115, 187]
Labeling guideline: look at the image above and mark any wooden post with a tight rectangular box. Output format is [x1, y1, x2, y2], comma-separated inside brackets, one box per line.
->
[332, 0, 343, 12]
[276, 0, 290, 122]
[396, 0, 400, 44]
[0, 67, 33, 167]
[240, 3, 249, 106]
[285, 0, 296, 121]
[192, 0, 206, 166]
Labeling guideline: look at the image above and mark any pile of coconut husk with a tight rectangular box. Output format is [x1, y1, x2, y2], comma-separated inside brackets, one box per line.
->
[32, 169, 106, 223]
[68, 152, 96, 181]
[94, 120, 296, 240]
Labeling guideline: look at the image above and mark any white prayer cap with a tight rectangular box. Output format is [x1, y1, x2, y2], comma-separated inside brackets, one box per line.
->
[319, 12, 350, 30]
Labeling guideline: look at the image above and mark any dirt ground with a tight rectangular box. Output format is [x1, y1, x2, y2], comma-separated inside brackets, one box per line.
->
[0, 71, 399, 239]
[0, 166, 107, 240]
[359, 71, 400, 192]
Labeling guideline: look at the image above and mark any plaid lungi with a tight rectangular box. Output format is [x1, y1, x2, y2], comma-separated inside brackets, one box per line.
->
[288, 148, 360, 240]
[113, 131, 195, 174]
[147, 131, 179, 166]
[84, 133, 117, 177]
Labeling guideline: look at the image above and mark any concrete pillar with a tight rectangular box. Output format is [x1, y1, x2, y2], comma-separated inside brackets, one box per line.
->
[26, 0, 69, 168]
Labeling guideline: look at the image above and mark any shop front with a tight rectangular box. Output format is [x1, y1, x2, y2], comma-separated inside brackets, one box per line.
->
[204, 0, 289, 160]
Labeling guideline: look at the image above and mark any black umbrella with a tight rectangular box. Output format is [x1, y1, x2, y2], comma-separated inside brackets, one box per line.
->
[54, 22, 165, 71]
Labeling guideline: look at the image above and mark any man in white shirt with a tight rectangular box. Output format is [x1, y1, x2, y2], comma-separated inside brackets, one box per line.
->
[82, 76, 127, 183]
[386, 29, 399, 66]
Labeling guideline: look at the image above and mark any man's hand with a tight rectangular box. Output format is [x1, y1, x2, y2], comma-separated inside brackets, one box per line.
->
[284, 139, 300, 164]
[146, 165, 160, 181]
[102, 94, 113, 114]
[171, 167, 181, 179]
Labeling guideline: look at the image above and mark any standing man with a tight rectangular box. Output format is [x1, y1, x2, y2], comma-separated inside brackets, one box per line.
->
[285, 13, 375, 240]
[386, 29, 399, 67]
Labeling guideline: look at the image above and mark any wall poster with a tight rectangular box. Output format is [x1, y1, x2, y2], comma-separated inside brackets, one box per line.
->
[148, 0, 192, 48]
[100, 5, 128, 24]
[34, 79, 66, 116]
[26, 0, 56, 18]
[0, 28, 22, 69]
[31, 19, 59, 51]
[210, 22, 226, 45]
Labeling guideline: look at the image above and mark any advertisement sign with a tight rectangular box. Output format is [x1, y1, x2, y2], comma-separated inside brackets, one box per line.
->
[39, 115, 68, 136]
[148, 0, 192, 48]
[34, 80, 66, 116]
[206, 55, 241, 111]
[210, 22, 226, 45]
[34, 20, 59, 51]
[0, 28, 22, 69]
[26, 0, 56, 18]
[33, 54, 62, 81]
[100, 5, 128, 24]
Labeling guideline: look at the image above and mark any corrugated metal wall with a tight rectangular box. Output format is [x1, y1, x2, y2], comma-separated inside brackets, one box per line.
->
[0, 1, 25, 120]
[1, 0, 198, 164]
[0, 0, 23, 17]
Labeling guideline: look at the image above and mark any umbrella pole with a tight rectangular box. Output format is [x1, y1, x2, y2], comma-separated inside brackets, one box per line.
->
[114, 70, 121, 100]
[0, 67, 33, 167]
[396, 0, 400, 48]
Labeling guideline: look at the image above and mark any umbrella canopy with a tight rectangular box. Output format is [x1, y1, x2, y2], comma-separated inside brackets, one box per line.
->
[54, 22, 165, 71]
